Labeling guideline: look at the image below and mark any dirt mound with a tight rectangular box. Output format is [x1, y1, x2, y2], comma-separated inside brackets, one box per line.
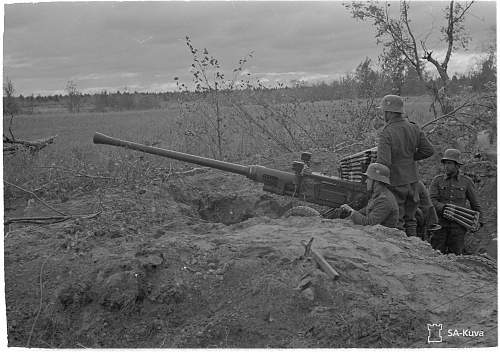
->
[4, 169, 497, 348]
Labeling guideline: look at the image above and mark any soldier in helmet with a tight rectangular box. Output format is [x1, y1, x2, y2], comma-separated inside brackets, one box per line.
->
[340, 162, 399, 228]
[429, 149, 483, 255]
[375, 95, 435, 236]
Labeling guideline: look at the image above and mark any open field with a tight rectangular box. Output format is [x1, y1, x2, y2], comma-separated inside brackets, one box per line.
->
[4, 95, 434, 167]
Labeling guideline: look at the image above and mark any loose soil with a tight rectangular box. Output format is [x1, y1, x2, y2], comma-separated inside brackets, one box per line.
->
[4, 152, 497, 348]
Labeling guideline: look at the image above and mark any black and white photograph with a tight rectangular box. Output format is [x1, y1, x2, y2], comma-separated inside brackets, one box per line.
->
[2, 0, 497, 348]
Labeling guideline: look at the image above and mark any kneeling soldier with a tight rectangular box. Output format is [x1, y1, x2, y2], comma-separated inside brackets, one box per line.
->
[340, 163, 399, 228]
[429, 149, 483, 255]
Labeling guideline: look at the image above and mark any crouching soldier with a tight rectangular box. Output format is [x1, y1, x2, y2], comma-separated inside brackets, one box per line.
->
[429, 149, 483, 255]
[340, 163, 399, 228]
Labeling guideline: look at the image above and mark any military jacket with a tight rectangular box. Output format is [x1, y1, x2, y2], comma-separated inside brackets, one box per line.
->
[429, 172, 483, 224]
[376, 116, 434, 186]
[351, 187, 399, 228]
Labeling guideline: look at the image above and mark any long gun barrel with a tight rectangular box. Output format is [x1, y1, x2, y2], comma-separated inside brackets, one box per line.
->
[94, 132, 250, 176]
[93, 132, 369, 210]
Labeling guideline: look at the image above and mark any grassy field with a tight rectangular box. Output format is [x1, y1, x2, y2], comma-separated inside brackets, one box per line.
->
[2, 95, 438, 203]
[5, 95, 434, 154]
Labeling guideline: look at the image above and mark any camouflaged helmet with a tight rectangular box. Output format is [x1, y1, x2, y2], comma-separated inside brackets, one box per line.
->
[377, 94, 404, 113]
[441, 148, 463, 165]
[364, 162, 390, 184]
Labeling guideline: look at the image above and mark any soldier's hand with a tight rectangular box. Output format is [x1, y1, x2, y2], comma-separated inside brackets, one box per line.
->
[340, 204, 354, 215]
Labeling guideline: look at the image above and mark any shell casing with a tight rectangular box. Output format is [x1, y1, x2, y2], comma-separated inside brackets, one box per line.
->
[445, 207, 478, 221]
[444, 210, 475, 226]
[340, 148, 377, 161]
[443, 210, 479, 231]
[445, 204, 479, 217]
[447, 215, 475, 230]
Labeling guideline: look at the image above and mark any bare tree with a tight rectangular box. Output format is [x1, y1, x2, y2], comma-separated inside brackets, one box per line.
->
[3, 77, 19, 142]
[66, 80, 81, 113]
[3, 79, 57, 153]
[344, 0, 474, 115]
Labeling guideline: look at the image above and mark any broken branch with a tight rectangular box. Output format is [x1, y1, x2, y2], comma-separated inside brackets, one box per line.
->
[3, 180, 68, 216]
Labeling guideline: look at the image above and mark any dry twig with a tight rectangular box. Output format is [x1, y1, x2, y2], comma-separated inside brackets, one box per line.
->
[4, 211, 102, 226]
[4, 135, 57, 153]
[27, 253, 52, 347]
[420, 102, 472, 129]
[3, 180, 68, 216]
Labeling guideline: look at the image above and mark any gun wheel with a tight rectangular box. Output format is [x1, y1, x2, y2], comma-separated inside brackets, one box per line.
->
[282, 206, 320, 218]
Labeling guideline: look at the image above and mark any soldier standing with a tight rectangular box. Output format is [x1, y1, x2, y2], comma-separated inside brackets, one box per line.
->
[429, 149, 483, 255]
[376, 95, 434, 236]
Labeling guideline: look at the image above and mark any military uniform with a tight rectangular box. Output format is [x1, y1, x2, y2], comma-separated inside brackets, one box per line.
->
[376, 115, 434, 235]
[350, 187, 399, 228]
[415, 180, 440, 240]
[429, 172, 482, 254]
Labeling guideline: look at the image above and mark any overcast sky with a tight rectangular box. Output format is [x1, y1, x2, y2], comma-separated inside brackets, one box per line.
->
[3, 1, 497, 96]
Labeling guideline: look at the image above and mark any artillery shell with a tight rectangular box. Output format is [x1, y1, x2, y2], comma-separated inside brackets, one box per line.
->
[444, 214, 474, 228]
[342, 173, 364, 177]
[445, 203, 479, 213]
[443, 209, 474, 224]
[340, 168, 366, 173]
[341, 176, 364, 181]
[443, 211, 477, 230]
[445, 208, 478, 221]
[445, 205, 477, 217]
[340, 160, 369, 165]
[443, 212, 475, 230]
[340, 161, 370, 167]
[446, 204, 479, 217]
[340, 151, 369, 161]
[340, 154, 373, 162]
[339, 163, 367, 167]
[452, 217, 475, 230]
[339, 165, 369, 170]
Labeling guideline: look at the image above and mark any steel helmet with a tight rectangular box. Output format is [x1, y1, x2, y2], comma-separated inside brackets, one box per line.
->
[364, 163, 390, 184]
[441, 148, 463, 165]
[377, 95, 404, 113]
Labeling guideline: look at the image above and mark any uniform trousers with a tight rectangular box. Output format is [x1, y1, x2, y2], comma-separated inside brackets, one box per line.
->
[430, 223, 466, 255]
[389, 183, 418, 236]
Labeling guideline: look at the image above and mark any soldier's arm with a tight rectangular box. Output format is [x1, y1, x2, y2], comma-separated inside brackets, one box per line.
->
[465, 178, 483, 223]
[358, 206, 367, 216]
[376, 131, 392, 167]
[414, 130, 434, 161]
[350, 197, 390, 226]
[429, 176, 446, 214]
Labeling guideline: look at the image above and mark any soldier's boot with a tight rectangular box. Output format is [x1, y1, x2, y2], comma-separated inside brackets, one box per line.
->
[404, 218, 418, 237]
[405, 226, 417, 237]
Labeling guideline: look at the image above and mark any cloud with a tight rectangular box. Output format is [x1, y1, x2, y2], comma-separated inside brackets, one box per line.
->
[429, 50, 490, 76]
[3, 1, 496, 96]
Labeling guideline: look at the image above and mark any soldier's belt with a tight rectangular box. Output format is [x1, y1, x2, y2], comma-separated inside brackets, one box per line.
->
[443, 204, 480, 231]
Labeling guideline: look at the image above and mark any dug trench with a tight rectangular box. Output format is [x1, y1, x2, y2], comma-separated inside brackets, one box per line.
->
[4, 168, 497, 348]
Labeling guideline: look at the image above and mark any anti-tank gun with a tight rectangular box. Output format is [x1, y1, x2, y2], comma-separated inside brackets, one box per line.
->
[93, 132, 370, 213]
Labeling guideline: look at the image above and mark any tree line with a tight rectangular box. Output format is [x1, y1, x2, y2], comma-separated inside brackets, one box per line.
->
[4, 51, 496, 116]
